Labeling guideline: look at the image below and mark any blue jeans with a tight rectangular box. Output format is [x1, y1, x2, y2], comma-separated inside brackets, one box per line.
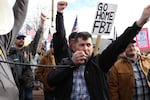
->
[25, 87, 33, 100]
[44, 91, 54, 100]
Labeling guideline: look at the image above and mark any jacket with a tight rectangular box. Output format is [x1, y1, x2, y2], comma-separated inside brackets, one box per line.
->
[8, 26, 43, 89]
[8, 47, 33, 100]
[20, 25, 44, 88]
[24, 26, 44, 62]
[8, 47, 32, 88]
[47, 22, 142, 100]
[108, 55, 150, 100]
[0, 0, 28, 100]
[37, 49, 56, 92]
[53, 12, 72, 64]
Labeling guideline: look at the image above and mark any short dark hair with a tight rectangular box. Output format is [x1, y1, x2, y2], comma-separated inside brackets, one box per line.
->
[69, 32, 78, 40]
[74, 31, 92, 43]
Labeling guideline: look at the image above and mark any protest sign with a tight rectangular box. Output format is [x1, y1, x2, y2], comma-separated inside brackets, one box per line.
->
[136, 28, 150, 50]
[92, 2, 117, 35]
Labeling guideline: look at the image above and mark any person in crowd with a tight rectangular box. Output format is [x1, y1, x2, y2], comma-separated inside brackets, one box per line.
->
[8, 32, 33, 100]
[33, 40, 47, 90]
[0, 0, 28, 100]
[37, 43, 56, 100]
[53, 1, 77, 64]
[35, 41, 47, 63]
[47, 4, 150, 100]
[8, 13, 47, 100]
[34, 40, 47, 66]
[108, 40, 150, 100]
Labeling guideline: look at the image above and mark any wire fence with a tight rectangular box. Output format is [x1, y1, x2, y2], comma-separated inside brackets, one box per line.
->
[0, 60, 74, 68]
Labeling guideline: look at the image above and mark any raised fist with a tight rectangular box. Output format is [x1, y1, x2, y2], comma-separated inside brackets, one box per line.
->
[40, 13, 47, 28]
[57, 1, 68, 13]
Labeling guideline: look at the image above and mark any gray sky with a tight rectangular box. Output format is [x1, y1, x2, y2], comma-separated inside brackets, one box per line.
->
[9, 0, 150, 40]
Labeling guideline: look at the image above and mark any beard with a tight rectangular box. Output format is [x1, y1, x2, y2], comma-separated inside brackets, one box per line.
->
[126, 52, 136, 58]
[17, 44, 24, 48]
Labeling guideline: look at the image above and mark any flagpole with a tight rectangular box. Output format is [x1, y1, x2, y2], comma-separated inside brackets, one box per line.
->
[113, 26, 118, 40]
[51, 0, 54, 27]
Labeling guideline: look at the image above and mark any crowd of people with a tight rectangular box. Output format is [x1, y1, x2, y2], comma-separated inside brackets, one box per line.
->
[1, 0, 150, 100]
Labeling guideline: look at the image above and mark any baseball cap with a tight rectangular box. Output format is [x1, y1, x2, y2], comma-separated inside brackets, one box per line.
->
[69, 32, 78, 40]
[0, 0, 14, 35]
[17, 32, 26, 38]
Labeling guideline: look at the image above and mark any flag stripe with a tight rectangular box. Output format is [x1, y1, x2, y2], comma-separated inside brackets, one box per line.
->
[26, 24, 36, 36]
[47, 29, 52, 42]
[71, 16, 79, 32]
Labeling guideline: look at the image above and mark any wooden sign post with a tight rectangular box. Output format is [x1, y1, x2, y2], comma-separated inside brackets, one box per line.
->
[92, 2, 117, 55]
[94, 34, 101, 56]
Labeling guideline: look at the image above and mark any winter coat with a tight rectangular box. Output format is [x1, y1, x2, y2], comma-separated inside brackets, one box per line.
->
[8, 47, 33, 100]
[108, 55, 150, 100]
[8, 47, 33, 88]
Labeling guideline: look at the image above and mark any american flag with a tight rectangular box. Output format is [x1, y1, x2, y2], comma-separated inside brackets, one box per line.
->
[26, 24, 36, 36]
[47, 28, 52, 42]
[71, 16, 79, 32]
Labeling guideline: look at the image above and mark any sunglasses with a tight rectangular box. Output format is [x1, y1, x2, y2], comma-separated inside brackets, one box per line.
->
[17, 37, 25, 40]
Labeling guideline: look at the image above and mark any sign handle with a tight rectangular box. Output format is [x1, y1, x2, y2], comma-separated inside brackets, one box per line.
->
[94, 34, 101, 56]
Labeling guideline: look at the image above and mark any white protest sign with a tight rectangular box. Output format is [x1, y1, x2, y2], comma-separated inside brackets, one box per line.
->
[92, 2, 117, 35]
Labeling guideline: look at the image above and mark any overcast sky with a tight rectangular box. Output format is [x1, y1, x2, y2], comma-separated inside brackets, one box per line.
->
[62, 0, 150, 38]
[9, 0, 150, 39]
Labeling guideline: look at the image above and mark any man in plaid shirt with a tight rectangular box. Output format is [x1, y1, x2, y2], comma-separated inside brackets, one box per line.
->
[108, 40, 150, 100]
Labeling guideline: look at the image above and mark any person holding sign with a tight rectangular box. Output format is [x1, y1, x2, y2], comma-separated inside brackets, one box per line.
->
[0, 0, 28, 100]
[47, 4, 150, 100]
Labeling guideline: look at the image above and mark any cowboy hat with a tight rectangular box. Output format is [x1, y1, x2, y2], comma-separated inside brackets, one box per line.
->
[0, 0, 14, 35]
